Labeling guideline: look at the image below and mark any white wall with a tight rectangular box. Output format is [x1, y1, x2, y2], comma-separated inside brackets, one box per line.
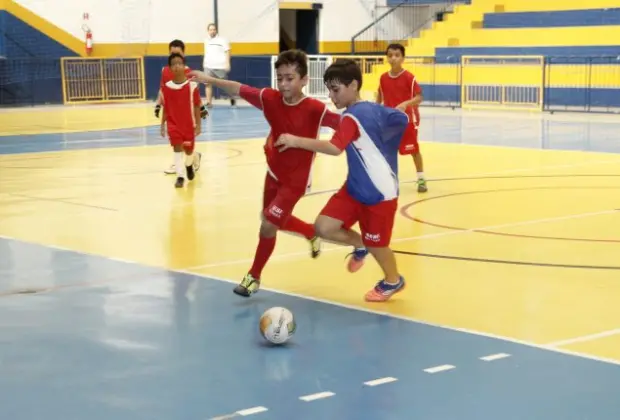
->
[217, 0, 279, 43]
[15, 0, 212, 43]
[14, 0, 385, 45]
[320, 0, 378, 42]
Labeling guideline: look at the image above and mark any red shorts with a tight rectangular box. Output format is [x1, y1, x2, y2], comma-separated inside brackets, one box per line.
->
[168, 129, 195, 151]
[262, 173, 306, 228]
[320, 186, 398, 248]
[399, 123, 419, 155]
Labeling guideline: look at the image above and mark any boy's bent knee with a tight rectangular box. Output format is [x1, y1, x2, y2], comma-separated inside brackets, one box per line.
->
[314, 215, 343, 238]
[259, 219, 279, 238]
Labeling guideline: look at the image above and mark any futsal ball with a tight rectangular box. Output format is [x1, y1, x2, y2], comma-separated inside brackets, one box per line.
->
[259, 307, 296, 345]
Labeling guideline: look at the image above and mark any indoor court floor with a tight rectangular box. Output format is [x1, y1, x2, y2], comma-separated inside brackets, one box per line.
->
[2, 102, 620, 419]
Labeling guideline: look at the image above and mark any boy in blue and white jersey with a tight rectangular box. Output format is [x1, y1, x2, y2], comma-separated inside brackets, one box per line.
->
[275, 59, 408, 302]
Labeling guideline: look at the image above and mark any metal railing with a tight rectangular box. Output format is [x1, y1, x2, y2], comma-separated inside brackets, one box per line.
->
[350, 0, 464, 54]
[60, 57, 146, 104]
[368, 56, 620, 113]
[2, 55, 620, 114]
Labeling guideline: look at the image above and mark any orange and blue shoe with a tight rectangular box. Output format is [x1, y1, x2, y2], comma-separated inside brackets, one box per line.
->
[364, 276, 406, 302]
[346, 247, 368, 273]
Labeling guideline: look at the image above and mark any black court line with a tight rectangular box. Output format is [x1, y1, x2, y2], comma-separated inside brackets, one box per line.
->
[392, 250, 620, 270]
[401, 185, 620, 244]
[7, 193, 118, 212]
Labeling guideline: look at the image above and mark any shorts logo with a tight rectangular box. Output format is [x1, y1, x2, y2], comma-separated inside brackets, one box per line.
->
[364, 232, 381, 242]
[269, 205, 284, 218]
[404, 144, 414, 150]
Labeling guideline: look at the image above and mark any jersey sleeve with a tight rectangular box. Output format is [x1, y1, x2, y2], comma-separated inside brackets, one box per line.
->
[192, 85, 201, 106]
[321, 109, 341, 130]
[410, 73, 422, 97]
[329, 115, 359, 151]
[240, 85, 280, 110]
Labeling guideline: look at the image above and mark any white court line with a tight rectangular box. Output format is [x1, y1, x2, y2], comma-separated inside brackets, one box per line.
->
[364, 377, 398, 387]
[186, 207, 619, 271]
[299, 391, 335, 402]
[546, 328, 620, 348]
[424, 365, 456, 374]
[235, 406, 268, 416]
[2, 233, 620, 368]
[480, 353, 511, 362]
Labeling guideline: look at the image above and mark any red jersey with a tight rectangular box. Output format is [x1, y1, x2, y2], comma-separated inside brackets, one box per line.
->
[160, 65, 191, 89]
[161, 80, 201, 140]
[379, 69, 422, 125]
[240, 85, 340, 190]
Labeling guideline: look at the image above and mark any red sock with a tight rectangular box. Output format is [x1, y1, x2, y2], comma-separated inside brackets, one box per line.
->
[249, 235, 277, 279]
[282, 216, 315, 240]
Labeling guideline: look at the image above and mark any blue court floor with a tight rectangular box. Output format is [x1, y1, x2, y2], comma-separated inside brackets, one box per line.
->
[2, 237, 620, 420]
[3, 104, 620, 419]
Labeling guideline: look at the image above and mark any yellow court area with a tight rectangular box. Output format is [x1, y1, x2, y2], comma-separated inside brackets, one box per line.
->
[2, 104, 620, 364]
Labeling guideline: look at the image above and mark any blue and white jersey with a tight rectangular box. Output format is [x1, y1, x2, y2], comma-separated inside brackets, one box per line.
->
[342, 101, 409, 205]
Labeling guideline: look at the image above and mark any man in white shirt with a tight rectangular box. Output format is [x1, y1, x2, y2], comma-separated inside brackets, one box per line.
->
[203, 23, 235, 107]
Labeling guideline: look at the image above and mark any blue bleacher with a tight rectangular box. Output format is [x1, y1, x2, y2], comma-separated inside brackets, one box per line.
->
[483, 8, 620, 29]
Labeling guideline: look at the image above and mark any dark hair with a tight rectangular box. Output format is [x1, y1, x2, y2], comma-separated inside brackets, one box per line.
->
[168, 52, 185, 66]
[274, 49, 308, 78]
[386, 43, 405, 56]
[168, 39, 185, 53]
[323, 59, 362, 91]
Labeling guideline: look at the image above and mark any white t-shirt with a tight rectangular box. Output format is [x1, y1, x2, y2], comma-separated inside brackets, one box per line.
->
[203, 35, 230, 70]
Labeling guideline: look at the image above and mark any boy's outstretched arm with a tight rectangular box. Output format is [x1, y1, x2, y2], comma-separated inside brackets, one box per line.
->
[189, 70, 264, 109]
[275, 115, 358, 156]
[189, 70, 241, 96]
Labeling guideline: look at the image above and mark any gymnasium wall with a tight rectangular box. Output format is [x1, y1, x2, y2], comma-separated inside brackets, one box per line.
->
[0, 0, 387, 57]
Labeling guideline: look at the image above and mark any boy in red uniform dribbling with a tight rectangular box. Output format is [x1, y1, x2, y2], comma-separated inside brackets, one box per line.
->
[190, 49, 342, 297]
[377, 43, 427, 192]
[160, 53, 202, 188]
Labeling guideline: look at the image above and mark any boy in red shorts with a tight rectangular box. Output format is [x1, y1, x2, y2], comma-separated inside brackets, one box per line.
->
[189, 49, 341, 297]
[160, 53, 202, 188]
[155, 39, 206, 175]
[276, 59, 409, 302]
[377, 43, 427, 192]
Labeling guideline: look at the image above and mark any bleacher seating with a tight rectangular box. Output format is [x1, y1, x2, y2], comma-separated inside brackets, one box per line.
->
[406, 0, 620, 59]
[362, 0, 620, 111]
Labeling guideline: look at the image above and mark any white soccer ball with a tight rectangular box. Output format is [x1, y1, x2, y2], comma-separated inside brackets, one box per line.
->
[259, 307, 296, 345]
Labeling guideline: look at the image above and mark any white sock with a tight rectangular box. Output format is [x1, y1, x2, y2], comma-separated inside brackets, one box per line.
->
[184, 152, 194, 167]
[174, 152, 184, 178]
[417, 171, 425, 180]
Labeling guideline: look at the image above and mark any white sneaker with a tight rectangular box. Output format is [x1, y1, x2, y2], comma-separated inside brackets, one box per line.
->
[193, 152, 202, 172]
[164, 164, 176, 175]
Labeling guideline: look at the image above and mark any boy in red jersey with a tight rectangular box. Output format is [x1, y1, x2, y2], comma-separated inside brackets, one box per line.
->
[377, 43, 427, 193]
[189, 49, 341, 297]
[155, 39, 207, 175]
[160, 53, 202, 188]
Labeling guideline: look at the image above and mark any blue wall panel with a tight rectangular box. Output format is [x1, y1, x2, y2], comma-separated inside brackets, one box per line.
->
[143, 55, 272, 101]
[0, 10, 77, 59]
